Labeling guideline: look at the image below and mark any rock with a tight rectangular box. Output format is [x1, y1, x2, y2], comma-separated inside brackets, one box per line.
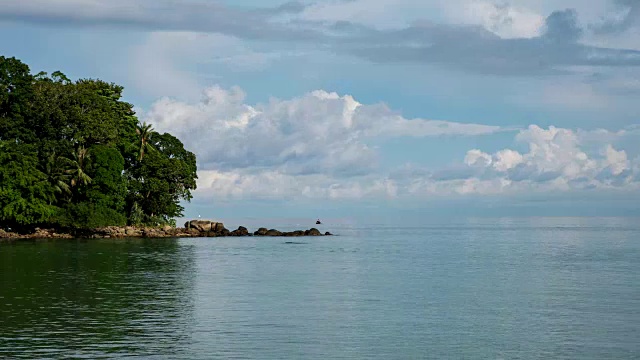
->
[174, 228, 191, 237]
[254, 228, 268, 236]
[125, 228, 141, 236]
[103, 226, 125, 237]
[188, 220, 212, 232]
[0, 221, 333, 240]
[185, 220, 223, 232]
[230, 226, 249, 236]
[324, 232, 332, 236]
[265, 229, 283, 236]
[305, 228, 322, 236]
[214, 223, 225, 232]
[143, 228, 164, 238]
[33, 228, 51, 238]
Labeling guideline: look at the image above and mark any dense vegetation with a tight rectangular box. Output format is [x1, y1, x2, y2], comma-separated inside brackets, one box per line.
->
[0, 56, 197, 231]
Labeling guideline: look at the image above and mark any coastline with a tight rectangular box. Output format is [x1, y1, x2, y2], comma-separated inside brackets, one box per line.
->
[0, 220, 332, 241]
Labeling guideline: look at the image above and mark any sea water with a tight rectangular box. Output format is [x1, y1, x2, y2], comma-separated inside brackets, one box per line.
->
[1, 217, 639, 359]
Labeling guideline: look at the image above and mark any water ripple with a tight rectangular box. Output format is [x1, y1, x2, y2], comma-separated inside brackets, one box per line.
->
[1, 219, 640, 358]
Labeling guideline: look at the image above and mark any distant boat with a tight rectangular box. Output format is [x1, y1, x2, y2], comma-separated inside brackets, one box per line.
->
[316, 219, 322, 225]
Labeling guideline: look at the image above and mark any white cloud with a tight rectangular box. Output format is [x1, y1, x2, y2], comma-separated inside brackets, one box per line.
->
[451, 1, 545, 38]
[604, 144, 629, 176]
[464, 149, 493, 167]
[144, 85, 640, 202]
[195, 170, 398, 201]
[493, 149, 524, 171]
[146, 85, 501, 177]
[460, 125, 637, 191]
[299, 0, 546, 38]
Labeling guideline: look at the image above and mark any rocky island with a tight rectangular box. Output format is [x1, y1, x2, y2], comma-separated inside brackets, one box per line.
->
[0, 57, 334, 242]
[0, 220, 332, 240]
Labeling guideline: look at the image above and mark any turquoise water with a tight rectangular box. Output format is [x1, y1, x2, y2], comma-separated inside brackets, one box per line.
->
[1, 217, 639, 359]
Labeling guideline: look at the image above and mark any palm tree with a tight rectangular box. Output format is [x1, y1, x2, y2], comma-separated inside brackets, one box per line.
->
[44, 152, 71, 197]
[136, 122, 156, 161]
[63, 146, 92, 188]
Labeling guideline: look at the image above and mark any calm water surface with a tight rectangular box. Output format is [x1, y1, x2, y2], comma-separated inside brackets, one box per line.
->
[1, 217, 639, 359]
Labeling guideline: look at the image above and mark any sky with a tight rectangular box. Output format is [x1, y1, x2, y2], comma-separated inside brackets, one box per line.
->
[2, 0, 640, 220]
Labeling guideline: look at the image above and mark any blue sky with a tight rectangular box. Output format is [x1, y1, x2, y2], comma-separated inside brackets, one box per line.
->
[2, 0, 640, 219]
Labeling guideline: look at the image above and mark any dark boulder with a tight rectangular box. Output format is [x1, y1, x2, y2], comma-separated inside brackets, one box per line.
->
[214, 222, 225, 232]
[231, 226, 250, 236]
[324, 232, 333, 236]
[305, 228, 322, 236]
[254, 228, 268, 236]
[265, 229, 283, 236]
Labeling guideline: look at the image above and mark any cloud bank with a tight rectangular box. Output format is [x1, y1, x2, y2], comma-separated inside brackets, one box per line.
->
[144, 86, 640, 202]
[3, 0, 640, 76]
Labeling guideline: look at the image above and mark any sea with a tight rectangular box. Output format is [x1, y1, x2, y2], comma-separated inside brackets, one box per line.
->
[1, 217, 639, 359]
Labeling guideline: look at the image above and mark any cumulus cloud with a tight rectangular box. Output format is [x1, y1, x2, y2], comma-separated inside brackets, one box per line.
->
[143, 85, 640, 202]
[145, 85, 502, 176]
[457, 125, 638, 192]
[142, 85, 505, 201]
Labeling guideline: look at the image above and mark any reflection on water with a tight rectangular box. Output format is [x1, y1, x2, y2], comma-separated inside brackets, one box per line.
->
[1, 218, 639, 359]
[0, 239, 196, 359]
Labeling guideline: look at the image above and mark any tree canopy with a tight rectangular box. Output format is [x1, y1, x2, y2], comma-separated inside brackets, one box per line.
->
[0, 56, 198, 230]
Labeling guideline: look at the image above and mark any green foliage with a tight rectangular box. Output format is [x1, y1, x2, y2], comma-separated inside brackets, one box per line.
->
[0, 56, 198, 230]
[44, 152, 71, 198]
[127, 132, 198, 223]
[63, 146, 92, 188]
[85, 145, 126, 211]
[0, 56, 36, 142]
[135, 122, 156, 161]
[0, 142, 57, 227]
[128, 202, 144, 226]
[56, 202, 127, 229]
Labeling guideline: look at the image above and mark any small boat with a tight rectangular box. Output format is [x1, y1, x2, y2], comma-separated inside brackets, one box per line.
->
[316, 219, 322, 225]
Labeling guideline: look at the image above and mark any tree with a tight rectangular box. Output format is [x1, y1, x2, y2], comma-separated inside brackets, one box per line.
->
[135, 122, 156, 161]
[54, 145, 128, 229]
[0, 56, 36, 142]
[0, 57, 198, 230]
[84, 145, 126, 212]
[0, 142, 57, 228]
[127, 132, 197, 224]
[63, 146, 92, 188]
[43, 152, 71, 200]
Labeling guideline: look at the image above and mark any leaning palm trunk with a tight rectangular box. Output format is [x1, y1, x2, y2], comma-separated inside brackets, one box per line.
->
[136, 122, 156, 161]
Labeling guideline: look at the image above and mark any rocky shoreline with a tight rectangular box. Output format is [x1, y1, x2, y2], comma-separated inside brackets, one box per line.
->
[0, 220, 332, 241]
